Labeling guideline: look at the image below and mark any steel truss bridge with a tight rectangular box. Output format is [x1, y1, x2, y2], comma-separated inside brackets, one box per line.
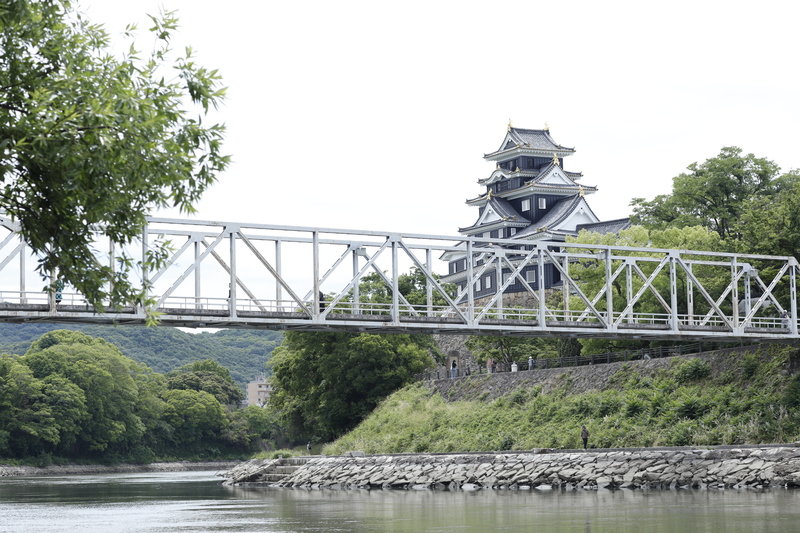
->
[0, 215, 797, 341]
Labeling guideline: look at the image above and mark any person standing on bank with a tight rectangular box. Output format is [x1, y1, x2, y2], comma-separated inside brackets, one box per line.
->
[581, 425, 590, 449]
[451, 360, 457, 378]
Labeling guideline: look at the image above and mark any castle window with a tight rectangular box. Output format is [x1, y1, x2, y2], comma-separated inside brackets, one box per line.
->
[539, 198, 547, 209]
[485, 276, 492, 288]
[509, 228, 517, 237]
[521, 199, 531, 211]
[475, 278, 481, 291]
[526, 270, 537, 283]
[503, 272, 511, 285]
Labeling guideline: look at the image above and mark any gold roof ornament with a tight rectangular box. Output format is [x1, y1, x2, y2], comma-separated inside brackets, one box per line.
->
[578, 185, 585, 197]
[507, 119, 513, 131]
[515, 166, 520, 173]
[544, 121, 549, 131]
[487, 188, 493, 198]
[552, 153, 560, 167]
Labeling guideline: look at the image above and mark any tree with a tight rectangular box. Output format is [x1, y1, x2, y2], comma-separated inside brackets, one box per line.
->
[344, 267, 455, 312]
[565, 225, 725, 355]
[734, 171, 800, 258]
[165, 358, 243, 405]
[630, 147, 779, 239]
[466, 336, 559, 365]
[161, 389, 227, 448]
[0, 1, 229, 312]
[0, 357, 59, 456]
[20, 330, 158, 455]
[269, 331, 436, 442]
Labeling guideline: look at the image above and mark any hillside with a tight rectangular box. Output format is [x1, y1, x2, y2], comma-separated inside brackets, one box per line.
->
[323, 343, 800, 455]
[0, 323, 282, 386]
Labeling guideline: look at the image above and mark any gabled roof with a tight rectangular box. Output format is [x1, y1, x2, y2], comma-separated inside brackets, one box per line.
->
[529, 161, 597, 193]
[484, 127, 575, 159]
[458, 197, 529, 233]
[576, 218, 632, 235]
[513, 194, 600, 238]
[477, 165, 584, 186]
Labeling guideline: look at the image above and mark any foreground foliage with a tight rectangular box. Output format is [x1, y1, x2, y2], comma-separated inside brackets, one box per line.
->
[0, 0, 229, 312]
[324, 345, 800, 455]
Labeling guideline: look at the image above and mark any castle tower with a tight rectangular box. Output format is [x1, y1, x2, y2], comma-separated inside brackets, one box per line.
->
[441, 125, 630, 299]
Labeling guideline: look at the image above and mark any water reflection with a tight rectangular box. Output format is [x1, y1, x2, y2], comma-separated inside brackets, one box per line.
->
[0, 471, 798, 533]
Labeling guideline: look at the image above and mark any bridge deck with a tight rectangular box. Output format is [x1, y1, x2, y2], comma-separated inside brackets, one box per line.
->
[0, 216, 795, 341]
[0, 301, 791, 341]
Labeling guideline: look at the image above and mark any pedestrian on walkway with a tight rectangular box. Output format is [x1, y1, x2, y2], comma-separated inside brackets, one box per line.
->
[581, 425, 590, 449]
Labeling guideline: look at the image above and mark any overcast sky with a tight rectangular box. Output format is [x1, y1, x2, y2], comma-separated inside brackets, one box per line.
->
[83, 0, 800, 237]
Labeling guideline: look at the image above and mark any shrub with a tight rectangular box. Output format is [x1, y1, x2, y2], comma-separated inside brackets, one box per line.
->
[675, 358, 711, 383]
[509, 389, 528, 406]
[782, 375, 800, 409]
[674, 392, 709, 420]
[741, 354, 759, 380]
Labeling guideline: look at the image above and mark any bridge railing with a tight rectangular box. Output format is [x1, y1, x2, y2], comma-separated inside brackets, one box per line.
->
[0, 214, 795, 340]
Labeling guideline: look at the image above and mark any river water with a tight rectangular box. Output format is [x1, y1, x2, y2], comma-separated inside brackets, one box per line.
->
[1, 470, 799, 532]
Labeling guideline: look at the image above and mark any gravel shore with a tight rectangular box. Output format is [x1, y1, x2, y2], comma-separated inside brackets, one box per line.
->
[0, 460, 239, 477]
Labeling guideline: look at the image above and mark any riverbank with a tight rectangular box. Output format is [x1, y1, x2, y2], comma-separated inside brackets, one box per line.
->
[325, 344, 800, 454]
[224, 445, 800, 490]
[0, 460, 239, 477]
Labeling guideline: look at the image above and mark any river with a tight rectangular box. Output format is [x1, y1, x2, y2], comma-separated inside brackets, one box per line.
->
[1, 470, 799, 532]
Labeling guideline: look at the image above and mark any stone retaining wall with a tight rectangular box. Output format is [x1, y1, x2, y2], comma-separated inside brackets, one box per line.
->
[426, 344, 793, 402]
[227, 446, 800, 491]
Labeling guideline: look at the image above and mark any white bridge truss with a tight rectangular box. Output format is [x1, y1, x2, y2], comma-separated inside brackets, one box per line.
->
[0, 215, 796, 340]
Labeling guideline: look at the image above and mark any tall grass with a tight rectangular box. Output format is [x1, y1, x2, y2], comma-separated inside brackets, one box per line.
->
[324, 345, 800, 455]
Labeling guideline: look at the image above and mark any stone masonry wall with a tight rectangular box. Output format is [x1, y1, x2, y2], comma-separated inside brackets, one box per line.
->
[425, 344, 795, 402]
[227, 446, 800, 491]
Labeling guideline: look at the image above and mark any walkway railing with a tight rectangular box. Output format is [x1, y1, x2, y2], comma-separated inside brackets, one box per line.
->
[0, 214, 795, 341]
[415, 341, 753, 381]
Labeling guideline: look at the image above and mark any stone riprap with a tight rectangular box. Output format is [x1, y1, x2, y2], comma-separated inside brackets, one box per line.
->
[224, 447, 800, 490]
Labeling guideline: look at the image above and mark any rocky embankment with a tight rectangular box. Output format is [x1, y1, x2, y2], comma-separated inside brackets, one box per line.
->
[223, 446, 800, 490]
[0, 461, 238, 477]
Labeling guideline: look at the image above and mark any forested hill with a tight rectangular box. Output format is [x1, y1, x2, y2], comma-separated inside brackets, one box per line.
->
[0, 323, 282, 386]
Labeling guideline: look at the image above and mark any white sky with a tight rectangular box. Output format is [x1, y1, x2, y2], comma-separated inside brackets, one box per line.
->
[82, 0, 800, 236]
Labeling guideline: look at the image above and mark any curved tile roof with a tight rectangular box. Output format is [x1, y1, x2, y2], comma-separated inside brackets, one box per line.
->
[458, 197, 530, 233]
[484, 127, 575, 158]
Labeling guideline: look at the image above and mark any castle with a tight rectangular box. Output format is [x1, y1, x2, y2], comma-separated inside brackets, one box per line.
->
[441, 124, 630, 300]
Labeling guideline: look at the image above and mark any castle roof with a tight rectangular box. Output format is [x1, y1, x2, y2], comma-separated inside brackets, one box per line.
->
[576, 218, 633, 235]
[458, 196, 530, 233]
[484, 127, 576, 160]
[514, 194, 600, 238]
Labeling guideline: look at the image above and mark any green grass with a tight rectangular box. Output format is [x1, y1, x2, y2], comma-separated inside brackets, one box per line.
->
[323, 345, 800, 455]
